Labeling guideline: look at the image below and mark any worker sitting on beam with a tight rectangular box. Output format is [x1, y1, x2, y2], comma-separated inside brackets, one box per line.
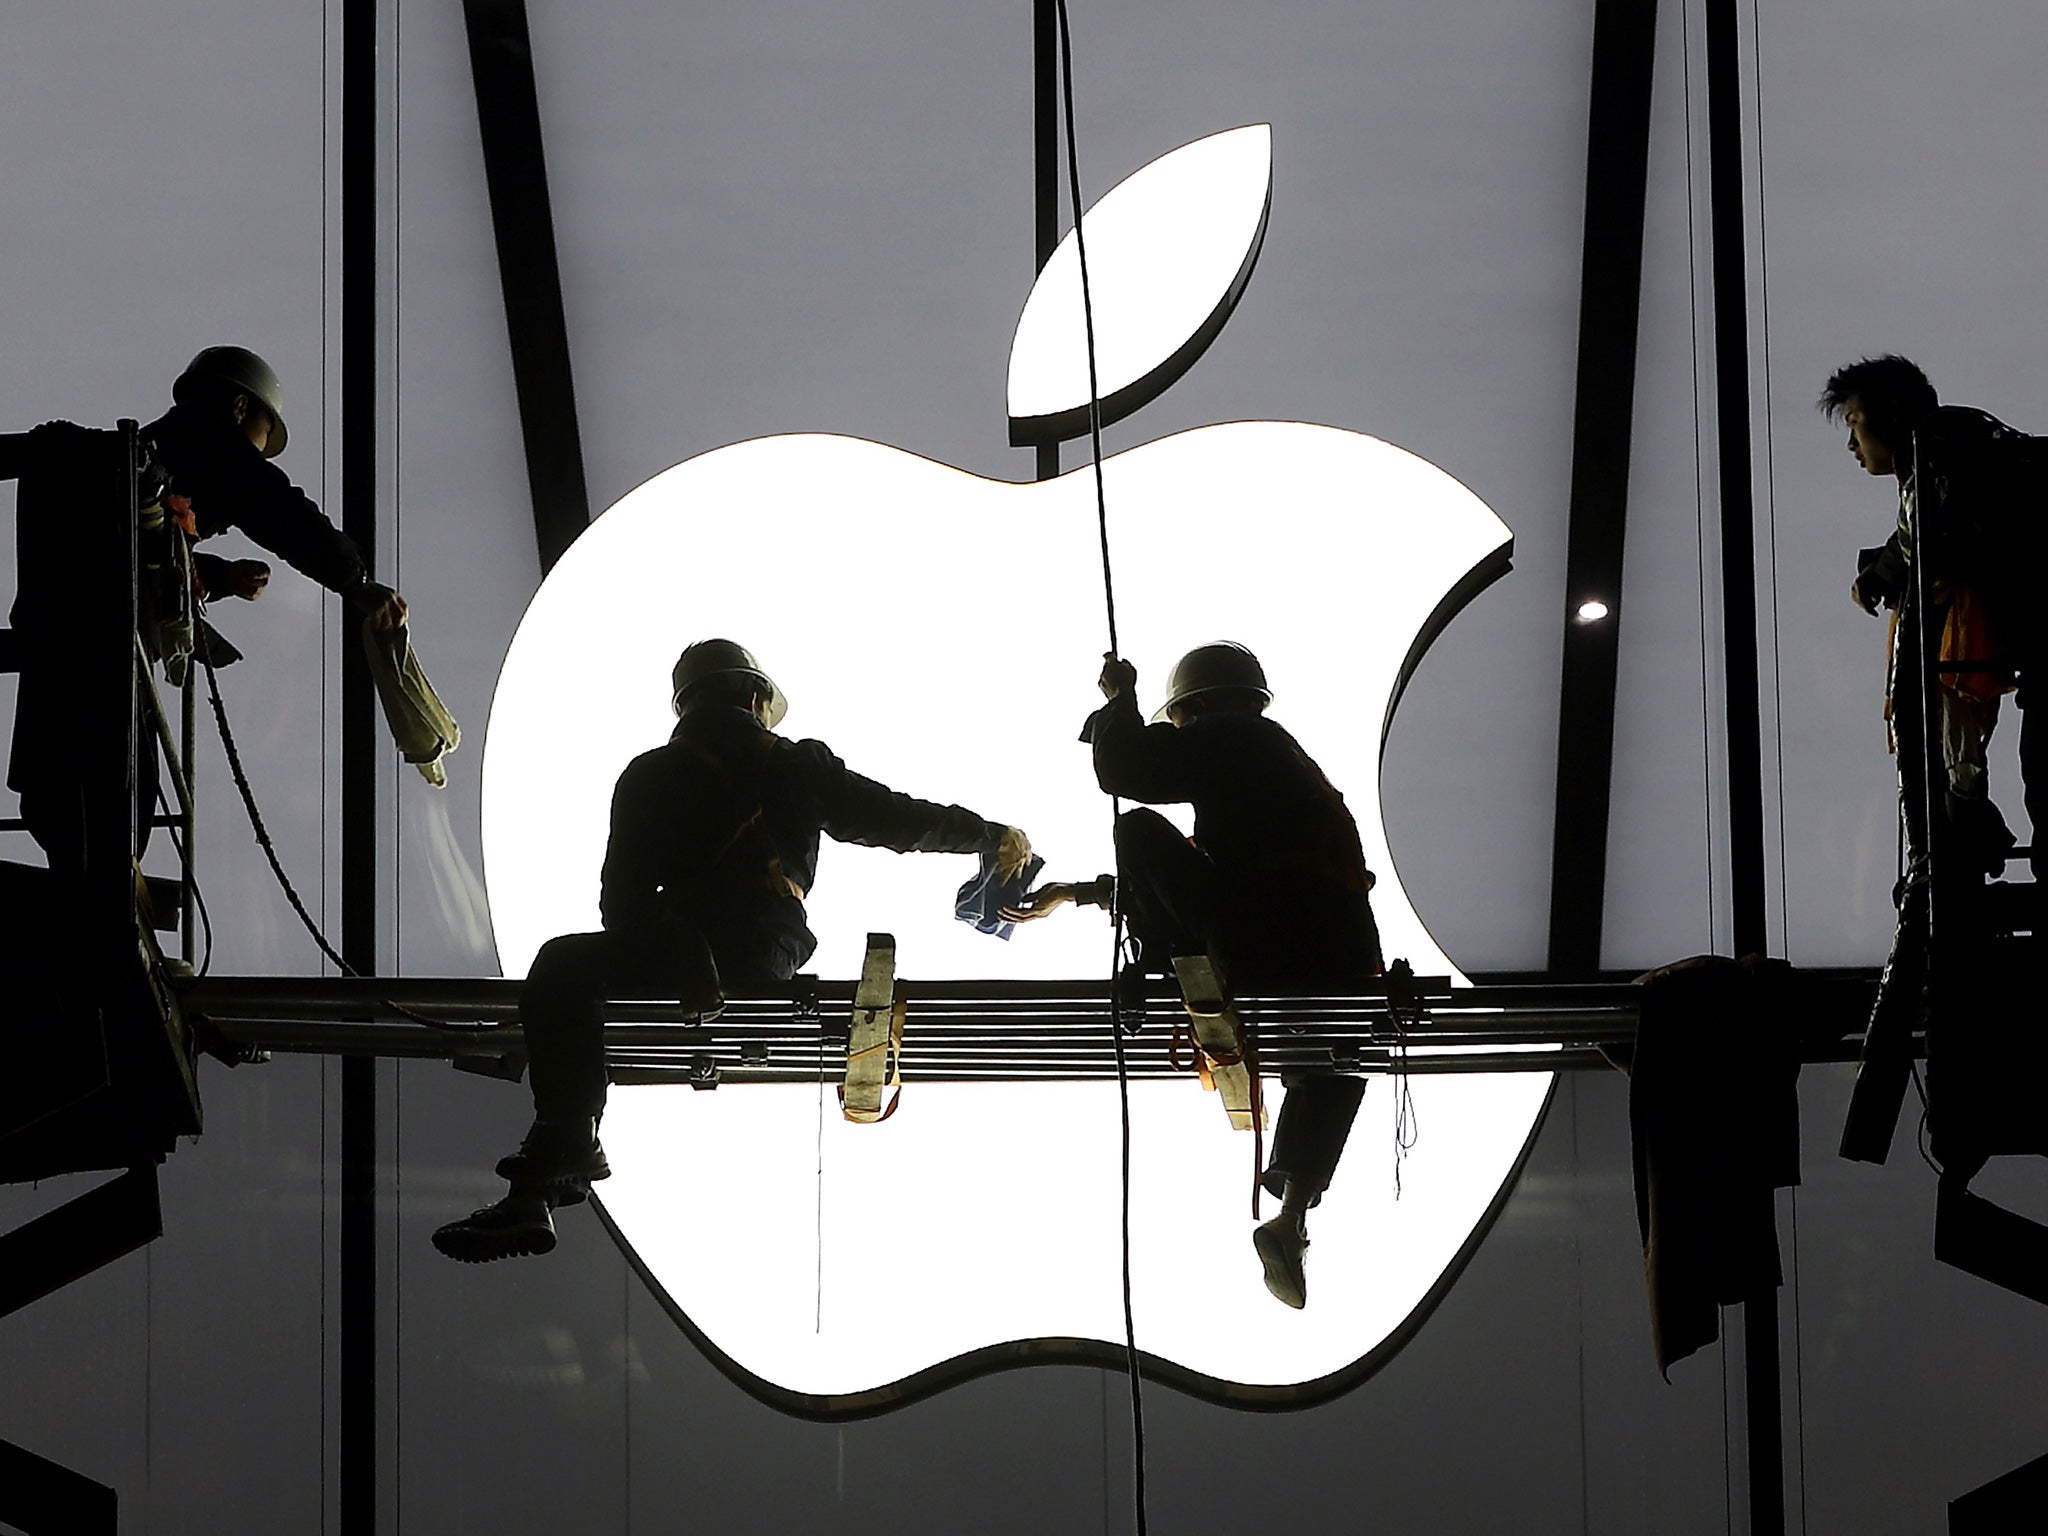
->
[0, 346, 408, 879]
[1006, 642, 1383, 1308]
[434, 638, 1034, 1264]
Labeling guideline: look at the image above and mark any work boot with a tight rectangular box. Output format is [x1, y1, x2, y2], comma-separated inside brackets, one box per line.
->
[1947, 790, 2017, 877]
[431, 1190, 556, 1264]
[1253, 1212, 1309, 1309]
[495, 1118, 610, 1195]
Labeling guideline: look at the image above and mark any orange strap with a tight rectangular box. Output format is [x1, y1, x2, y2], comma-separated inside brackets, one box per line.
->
[839, 997, 906, 1124]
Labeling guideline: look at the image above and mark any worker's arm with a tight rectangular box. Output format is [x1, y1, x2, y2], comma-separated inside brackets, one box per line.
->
[0, 432, 30, 481]
[801, 741, 1006, 858]
[1853, 534, 1908, 614]
[192, 551, 270, 602]
[1086, 690, 1201, 805]
[173, 414, 405, 626]
[597, 757, 664, 931]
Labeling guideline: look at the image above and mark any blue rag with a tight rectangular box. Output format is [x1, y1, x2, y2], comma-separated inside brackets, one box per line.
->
[954, 848, 1046, 940]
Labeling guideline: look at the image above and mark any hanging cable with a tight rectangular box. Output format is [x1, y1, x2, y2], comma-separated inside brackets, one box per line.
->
[1049, 3, 1145, 1531]
[156, 781, 215, 977]
[199, 644, 475, 1032]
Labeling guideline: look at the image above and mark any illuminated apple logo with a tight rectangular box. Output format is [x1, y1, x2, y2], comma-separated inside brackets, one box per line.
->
[482, 125, 1551, 1414]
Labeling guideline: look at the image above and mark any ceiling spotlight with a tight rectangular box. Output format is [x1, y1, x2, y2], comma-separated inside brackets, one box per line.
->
[1575, 599, 1610, 623]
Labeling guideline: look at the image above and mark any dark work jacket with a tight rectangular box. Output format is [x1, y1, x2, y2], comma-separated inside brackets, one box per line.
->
[600, 705, 1000, 971]
[1852, 406, 2018, 610]
[1087, 695, 1380, 975]
[3, 412, 367, 793]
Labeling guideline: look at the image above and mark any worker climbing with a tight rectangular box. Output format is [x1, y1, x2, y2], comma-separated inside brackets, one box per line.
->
[1006, 641, 1384, 1307]
[0, 345, 409, 879]
[433, 638, 1036, 1263]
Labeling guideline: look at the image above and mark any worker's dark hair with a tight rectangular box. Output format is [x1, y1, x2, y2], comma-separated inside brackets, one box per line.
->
[1818, 355, 1938, 448]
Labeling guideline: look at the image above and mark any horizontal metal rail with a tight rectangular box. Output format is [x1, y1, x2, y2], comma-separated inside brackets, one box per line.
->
[183, 970, 1880, 1084]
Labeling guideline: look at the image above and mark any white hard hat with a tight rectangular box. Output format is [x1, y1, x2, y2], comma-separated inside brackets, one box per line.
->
[671, 639, 788, 727]
[1152, 641, 1271, 723]
[174, 346, 288, 458]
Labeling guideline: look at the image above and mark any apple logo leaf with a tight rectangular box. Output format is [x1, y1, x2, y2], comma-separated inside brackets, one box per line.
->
[1008, 123, 1273, 446]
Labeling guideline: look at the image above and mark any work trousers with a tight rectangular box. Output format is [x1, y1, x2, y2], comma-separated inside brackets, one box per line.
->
[2020, 664, 2046, 883]
[522, 914, 800, 1124]
[1114, 806, 1376, 1199]
[1891, 610, 2018, 884]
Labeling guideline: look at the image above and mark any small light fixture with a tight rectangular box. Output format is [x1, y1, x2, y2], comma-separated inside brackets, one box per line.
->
[1575, 599, 1610, 624]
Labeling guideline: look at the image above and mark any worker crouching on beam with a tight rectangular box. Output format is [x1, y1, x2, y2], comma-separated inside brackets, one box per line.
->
[0, 346, 408, 877]
[434, 639, 1034, 1264]
[1006, 642, 1382, 1308]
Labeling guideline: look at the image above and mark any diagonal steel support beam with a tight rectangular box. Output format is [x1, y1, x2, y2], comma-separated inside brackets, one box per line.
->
[0, 1165, 160, 1322]
[1547, 0, 1659, 975]
[463, 0, 592, 573]
[0, 1438, 118, 1536]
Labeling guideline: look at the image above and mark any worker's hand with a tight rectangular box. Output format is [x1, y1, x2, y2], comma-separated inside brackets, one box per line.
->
[1000, 882, 1077, 923]
[224, 560, 271, 601]
[995, 825, 1034, 884]
[1851, 577, 1879, 614]
[1098, 653, 1138, 700]
[354, 581, 409, 632]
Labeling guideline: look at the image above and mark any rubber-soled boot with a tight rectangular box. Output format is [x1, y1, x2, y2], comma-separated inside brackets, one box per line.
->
[432, 1191, 557, 1264]
[1253, 1214, 1309, 1309]
[496, 1118, 610, 1197]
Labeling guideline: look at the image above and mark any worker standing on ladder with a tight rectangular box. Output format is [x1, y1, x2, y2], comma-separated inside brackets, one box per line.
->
[1008, 642, 1382, 1308]
[0, 346, 408, 876]
[1821, 354, 2039, 887]
[434, 638, 1035, 1263]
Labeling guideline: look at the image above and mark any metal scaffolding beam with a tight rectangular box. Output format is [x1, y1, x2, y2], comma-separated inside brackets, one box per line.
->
[183, 970, 1880, 1085]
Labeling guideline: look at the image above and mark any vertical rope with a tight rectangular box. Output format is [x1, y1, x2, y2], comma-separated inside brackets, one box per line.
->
[814, 1020, 826, 1334]
[1048, 6, 1144, 1532]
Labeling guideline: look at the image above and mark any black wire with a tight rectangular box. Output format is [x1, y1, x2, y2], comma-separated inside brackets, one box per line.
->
[1053, 0, 1120, 663]
[1050, 3, 1144, 1529]
[156, 781, 215, 977]
[1908, 1058, 1943, 1177]
[200, 647, 474, 1033]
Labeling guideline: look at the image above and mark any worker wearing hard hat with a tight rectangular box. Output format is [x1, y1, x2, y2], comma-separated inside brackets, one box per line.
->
[434, 639, 1035, 1264]
[1009, 641, 1382, 1309]
[1, 346, 407, 871]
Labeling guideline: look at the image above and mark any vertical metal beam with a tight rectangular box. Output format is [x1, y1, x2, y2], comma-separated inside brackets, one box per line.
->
[1704, 0, 1769, 962]
[461, 0, 592, 573]
[1032, 0, 1059, 484]
[1703, 2, 1781, 1533]
[340, 0, 379, 1530]
[1545, 0, 1659, 975]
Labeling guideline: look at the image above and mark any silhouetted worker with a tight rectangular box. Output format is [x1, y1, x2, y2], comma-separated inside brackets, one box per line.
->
[1820, 354, 2041, 885]
[0, 346, 407, 877]
[1009, 642, 1383, 1308]
[433, 639, 1035, 1263]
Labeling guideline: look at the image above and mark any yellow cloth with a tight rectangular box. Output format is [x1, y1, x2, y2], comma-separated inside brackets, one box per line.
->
[363, 621, 460, 786]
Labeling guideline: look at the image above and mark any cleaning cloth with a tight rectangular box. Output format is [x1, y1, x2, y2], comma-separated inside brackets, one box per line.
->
[954, 847, 1045, 940]
[363, 620, 461, 786]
